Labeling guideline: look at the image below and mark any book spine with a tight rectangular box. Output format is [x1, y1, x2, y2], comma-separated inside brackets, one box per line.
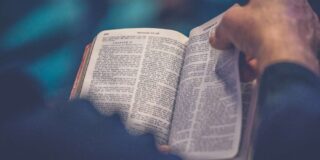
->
[69, 44, 92, 100]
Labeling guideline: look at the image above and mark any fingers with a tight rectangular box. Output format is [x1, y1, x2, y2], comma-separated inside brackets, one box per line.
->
[158, 145, 172, 154]
[210, 25, 233, 50]
[239, 53, 258, 82]
[210, 6, 243, 50]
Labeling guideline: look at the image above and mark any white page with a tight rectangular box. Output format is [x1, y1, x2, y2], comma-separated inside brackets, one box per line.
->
[80, 28, 188, 144]
[169, 14, 242, 159]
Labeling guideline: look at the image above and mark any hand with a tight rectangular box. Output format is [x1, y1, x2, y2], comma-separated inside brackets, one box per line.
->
[210, 0, 320, 76]
[158, 145, 172, 153]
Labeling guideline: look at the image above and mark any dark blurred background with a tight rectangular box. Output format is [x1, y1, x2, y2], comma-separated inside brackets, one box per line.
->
[0, 0, 319, 102]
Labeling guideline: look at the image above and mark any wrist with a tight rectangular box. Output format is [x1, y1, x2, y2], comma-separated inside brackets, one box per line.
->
[257, 35, 319, 75]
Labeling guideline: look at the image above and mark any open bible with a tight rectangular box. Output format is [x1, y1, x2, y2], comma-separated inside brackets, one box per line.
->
[70, 10, 257, 160]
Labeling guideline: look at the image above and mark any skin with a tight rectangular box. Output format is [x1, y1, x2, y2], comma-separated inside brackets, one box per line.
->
[210, 0, 320, 77]
[159, 0, 320, 153]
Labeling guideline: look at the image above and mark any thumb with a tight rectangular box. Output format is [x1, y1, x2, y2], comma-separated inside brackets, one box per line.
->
[210, 5, 243, 50]
[210, 23, 233, 50]
[158, 145, 172, 153]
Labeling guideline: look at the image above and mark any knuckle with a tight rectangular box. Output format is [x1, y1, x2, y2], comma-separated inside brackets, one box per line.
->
[223, 8, 239, 22]
[221, 6, 244, 29]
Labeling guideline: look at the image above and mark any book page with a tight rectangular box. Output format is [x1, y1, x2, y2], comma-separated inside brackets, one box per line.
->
[79, 28, 188, 144]
[233, 82, 257, 160]
[169, 14, 242, 159]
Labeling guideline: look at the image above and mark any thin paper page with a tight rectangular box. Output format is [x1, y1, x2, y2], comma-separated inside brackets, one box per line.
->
[169, 14, 242, 159]
[80, 28, 188, 144]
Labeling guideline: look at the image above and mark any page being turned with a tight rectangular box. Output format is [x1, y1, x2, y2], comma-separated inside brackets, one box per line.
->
[79, 29, 188, 144]
[169, 15, 242, 159]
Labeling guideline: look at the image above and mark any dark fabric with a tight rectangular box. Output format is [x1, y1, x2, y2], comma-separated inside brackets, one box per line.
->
[254, 63, 320, 160]
[2, 63, 320, 160]
[0, 71, 181, 160]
